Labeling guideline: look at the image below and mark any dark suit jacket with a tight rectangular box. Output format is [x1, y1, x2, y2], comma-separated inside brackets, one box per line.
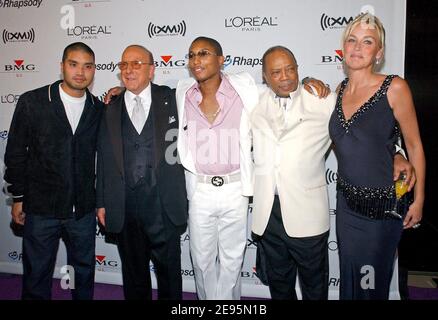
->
[96, 83, 187, 234]
[4, 80, 103, 219]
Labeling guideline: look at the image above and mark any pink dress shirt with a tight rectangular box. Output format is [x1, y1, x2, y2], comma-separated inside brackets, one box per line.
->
[185, 76, 244, 175]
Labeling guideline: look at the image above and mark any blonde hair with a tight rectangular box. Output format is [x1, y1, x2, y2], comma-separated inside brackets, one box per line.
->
[342, 13, 386, 49]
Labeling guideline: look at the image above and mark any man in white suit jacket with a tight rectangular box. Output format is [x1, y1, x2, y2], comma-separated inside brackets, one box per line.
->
[175, 36, 258, 300]
[251, 46, 336, 300]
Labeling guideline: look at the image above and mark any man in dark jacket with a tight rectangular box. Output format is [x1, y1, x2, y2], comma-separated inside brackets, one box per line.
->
[4, 42, 103, 300]
[96, 45, 187, 300]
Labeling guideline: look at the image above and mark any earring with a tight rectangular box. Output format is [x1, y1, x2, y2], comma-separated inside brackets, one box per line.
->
[375, 59, 380, 65]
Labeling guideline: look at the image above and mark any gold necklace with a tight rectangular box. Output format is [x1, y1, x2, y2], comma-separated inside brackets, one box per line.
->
[203, 108, 221, 118]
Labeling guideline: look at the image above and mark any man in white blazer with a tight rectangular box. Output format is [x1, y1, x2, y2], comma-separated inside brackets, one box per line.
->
[175, 36, 258, 300]
[251, 46, 336, 300]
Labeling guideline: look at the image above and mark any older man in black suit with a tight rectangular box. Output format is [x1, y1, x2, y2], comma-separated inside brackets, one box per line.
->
[96, 45, 187, 300]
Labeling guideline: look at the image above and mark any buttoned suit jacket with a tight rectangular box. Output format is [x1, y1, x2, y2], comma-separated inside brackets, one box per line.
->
[251, 85, 336, 238]
[96, 84, 187, 233]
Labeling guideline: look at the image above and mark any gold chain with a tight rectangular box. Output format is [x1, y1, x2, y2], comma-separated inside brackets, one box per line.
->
[203, 108, 221, 118]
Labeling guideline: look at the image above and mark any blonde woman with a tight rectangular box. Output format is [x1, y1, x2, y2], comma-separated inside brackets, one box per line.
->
[329, 13, 426, 299]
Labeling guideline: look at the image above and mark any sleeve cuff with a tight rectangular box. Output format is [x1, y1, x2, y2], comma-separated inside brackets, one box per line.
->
[395, 141, 407, 159]
[12, 195, 24, 203]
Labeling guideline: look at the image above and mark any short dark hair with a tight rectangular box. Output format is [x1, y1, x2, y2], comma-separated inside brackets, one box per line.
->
[191, 36, 223, 56]
[62, 42, 95, 62]
[123, 44, 154, 63]
[262, 46, 297, 73]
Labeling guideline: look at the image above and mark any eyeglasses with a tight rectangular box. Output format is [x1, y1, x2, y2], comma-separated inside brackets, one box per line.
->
[117, 61, 153, 70]
[187, 49, 217, 60]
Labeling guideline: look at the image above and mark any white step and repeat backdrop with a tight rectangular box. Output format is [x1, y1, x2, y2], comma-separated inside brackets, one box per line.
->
[0, 0, 406, 299]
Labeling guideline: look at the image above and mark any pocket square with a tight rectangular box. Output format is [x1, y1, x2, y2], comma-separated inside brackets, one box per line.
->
[168, 116, 176, 124]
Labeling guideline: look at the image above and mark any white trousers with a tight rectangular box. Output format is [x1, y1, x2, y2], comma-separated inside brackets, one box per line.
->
[189, 181, 248, 300]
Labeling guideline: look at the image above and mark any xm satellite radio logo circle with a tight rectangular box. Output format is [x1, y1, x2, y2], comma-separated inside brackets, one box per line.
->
[3, 28, 35, 43]
[320, 13, 353, 31]
[325, 168, 338, 185]
[148, 20, 186, 38]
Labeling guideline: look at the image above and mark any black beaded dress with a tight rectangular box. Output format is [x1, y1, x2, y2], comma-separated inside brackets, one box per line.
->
[329, 75, 409, 300]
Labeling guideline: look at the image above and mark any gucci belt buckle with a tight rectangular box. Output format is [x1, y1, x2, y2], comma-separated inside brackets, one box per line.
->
[211, 176, 224, 187]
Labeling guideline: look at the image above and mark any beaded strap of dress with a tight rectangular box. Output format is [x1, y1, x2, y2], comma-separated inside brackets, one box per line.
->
[335, 75, 397, 132]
